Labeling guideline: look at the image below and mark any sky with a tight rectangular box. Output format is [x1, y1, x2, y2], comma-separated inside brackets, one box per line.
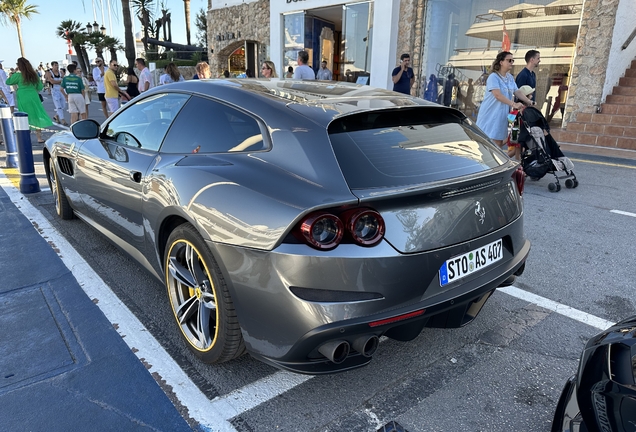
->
[0, 0, 208, 67]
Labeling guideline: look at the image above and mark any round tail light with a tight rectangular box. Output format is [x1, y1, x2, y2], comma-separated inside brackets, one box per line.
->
[347, 209, 385, 246]
[300, 212, 344, 250]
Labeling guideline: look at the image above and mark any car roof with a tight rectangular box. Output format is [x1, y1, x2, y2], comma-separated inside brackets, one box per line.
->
[154, 79, 444, 127]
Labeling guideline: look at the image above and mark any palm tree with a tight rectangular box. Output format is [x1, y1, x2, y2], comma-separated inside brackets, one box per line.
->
[0, 0, 39, 57]
[131, 0, 154, 52]
[121, 0, 136, 69]
[103, 35, 123, 63]
[183, 0, 191, 46]
[56, 20, 89, 74]
[86, 32, 108, 61]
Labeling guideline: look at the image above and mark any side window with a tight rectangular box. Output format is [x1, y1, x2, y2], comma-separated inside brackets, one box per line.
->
[103, 93, 190, 151]
[160, 96, 267, 154]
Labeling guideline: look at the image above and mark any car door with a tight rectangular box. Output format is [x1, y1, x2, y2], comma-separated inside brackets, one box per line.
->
[74, 92, 190, 253]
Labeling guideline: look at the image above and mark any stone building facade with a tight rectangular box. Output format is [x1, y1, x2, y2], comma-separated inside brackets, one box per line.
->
[206, 0, 270, 76]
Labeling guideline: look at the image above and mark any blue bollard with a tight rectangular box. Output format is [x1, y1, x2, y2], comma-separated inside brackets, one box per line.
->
[13, 111, 41, 194]
[0, 104, 19, 168]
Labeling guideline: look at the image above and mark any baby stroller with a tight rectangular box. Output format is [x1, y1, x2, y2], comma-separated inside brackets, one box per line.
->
[518, 107, 578, 192]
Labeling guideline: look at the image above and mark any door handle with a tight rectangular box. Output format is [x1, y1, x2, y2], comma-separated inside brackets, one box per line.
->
[129, 171, 142, 183]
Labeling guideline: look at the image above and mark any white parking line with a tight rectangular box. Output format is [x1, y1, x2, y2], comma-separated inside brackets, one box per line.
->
[499, 286, 615, 330]
[0, 169, 617, 427]
[610, 209, 636, 218]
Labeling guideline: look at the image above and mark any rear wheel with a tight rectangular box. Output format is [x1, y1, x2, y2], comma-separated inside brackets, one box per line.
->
[164, 224, 245, 363]
[548, 182, 557, 192]
[48, 158, 74, 220]
[573, 179, 579, 188]
[565, 179, 574, 189]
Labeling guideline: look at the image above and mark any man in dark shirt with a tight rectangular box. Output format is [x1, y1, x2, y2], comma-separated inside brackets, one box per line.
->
[392, 53, 414, 95]
[515, 50, 540, 102]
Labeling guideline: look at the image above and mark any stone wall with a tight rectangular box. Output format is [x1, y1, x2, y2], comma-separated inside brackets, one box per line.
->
[394, 0, 427, 97]
[565, 0, 620, 123]
[207, 0, 270, 76]
[150, 66, 197, 85]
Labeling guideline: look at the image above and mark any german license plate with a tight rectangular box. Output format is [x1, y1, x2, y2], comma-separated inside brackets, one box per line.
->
[439, 239, 503, 286]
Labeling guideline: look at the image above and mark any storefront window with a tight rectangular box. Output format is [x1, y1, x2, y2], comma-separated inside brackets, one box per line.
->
[422, 0, 582, 127]
[283, 12, 305, 73]
[342, 2, 373, 83]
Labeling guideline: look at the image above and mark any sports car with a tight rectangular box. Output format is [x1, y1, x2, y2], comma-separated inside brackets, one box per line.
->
[44, 79, 530, 374]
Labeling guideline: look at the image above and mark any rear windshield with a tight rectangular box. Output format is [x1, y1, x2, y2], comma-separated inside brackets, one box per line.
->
[328, 108, 507, 189]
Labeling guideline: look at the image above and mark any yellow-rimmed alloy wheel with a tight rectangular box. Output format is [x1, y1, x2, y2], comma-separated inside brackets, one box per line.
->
[47, 158, 74, 220]
[164, 223, 244, 363]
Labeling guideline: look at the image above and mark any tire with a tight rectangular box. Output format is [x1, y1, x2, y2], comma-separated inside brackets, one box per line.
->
[573, 179, 579, 188]
[48, 158, 74, 220]
[556, 184, 561, 192]
[164, 223, 245, 363]
[548, 183, 557, 192]
[565, 179, 574, 189]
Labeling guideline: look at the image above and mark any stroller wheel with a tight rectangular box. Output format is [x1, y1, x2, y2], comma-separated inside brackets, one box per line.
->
[565, 179, 574, 189]
[573, 179, 579, 188]
[548, 182, 560, 192]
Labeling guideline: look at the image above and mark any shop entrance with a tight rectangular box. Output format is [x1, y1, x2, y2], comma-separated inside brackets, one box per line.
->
[283, 2, 373, 82]
[227, 41, 258, 77]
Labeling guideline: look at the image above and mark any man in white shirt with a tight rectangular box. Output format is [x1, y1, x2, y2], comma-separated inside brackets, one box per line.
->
[315, 61, 332, 81]
[292, 51, 315, 80]
[0, 61, 15, 113]
[136, 58, 154, 93]
[92, 58, 108, 116]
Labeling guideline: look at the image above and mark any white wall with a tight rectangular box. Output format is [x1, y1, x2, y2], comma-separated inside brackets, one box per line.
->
[602, 0, 636, 100]
[270, 0, 400, 90]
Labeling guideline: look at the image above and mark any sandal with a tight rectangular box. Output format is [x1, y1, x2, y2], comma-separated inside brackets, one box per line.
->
[37, 140, 45, 144]
[53, 115, 59, 123]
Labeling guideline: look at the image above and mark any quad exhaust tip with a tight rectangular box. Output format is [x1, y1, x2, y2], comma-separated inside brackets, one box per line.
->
[318, 340, 350, 364]
[352, 335, 379, 358]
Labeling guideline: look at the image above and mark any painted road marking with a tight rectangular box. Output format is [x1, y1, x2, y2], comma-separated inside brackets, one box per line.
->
[570, 158, 636, 169]
[0, 167, 618, 427]
[499, 286, 614, 330]
[610, 209, 636, 218]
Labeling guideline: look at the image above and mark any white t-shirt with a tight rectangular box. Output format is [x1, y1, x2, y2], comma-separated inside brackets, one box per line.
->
[138, 67, 153, 92]
[293, 65, 316, 80]
[92, 66, 105, 93]
[159, 73, 185, 85]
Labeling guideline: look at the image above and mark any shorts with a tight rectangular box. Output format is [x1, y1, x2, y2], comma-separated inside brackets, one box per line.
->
[106, 97, 119, 114]
[98, 92, 106, 102]
[67, 93, 86, 114]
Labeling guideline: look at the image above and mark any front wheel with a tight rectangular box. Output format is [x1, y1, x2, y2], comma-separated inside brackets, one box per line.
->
[164, 223, 245, 363]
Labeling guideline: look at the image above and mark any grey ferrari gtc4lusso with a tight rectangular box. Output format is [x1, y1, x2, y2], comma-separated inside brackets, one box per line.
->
[44, 79, 530, 374]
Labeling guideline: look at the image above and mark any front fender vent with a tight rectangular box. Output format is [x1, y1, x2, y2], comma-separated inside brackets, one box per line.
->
[57, 157, 74, 176]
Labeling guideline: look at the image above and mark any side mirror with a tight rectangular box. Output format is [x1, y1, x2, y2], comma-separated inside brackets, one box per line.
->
[71, 119, 100, 140]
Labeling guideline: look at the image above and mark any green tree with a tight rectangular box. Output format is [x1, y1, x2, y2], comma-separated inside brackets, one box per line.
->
[56, 20, 89, 74]
[103, 35, 123, 63]
[0, 0, 39, 57]
[121, 0, 136, 68]
[86, 31, 108, 61]
[195, 7, 207, 49]
[131, 0, 154, 52]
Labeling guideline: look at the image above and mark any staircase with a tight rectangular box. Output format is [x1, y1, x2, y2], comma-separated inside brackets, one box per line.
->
[551, 59, 636, 151]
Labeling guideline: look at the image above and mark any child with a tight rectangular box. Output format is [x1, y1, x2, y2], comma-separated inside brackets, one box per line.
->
[60, 64, 86, 124]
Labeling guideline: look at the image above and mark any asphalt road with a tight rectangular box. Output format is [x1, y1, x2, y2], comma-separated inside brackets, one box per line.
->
[3, 93, 635, 431]
[15, 141, 636, 431]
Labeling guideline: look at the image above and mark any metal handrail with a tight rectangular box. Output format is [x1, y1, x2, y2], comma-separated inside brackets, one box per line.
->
[622, 27, 636, 50]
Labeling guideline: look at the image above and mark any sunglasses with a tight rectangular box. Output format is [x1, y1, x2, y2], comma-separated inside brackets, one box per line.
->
[112, 64, 118, 67]
[261, 66, 270, 70]
[505, 59, 514, 63]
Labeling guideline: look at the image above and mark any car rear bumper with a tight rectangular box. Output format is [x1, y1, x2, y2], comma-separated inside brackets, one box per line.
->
[210, 218, 530, 373]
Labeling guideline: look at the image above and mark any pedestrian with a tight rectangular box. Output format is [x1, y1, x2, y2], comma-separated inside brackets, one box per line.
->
[192, 62, 211, 79]
[292, 51, 315, 80]
[6, 57, 53, 143]
[424, 74, 437, 102]
[104, 59, 122, 116]
[60, 64, 86, 124]
[223, 70, 230, 78]
[159, 62, 184, 85]
[285, 66, 293, 79]
[515, 50, 540, 104]
[315, 60, 332, 80]
[475, 51, 533, 152]
[122, 66, 140, 102]
[92, 58, 108, 117]
[45, 61, 67, 125]
[260, 61, 278, 78]
[78, 68, 91, 116]
[135, 58, 153, 93]
[0, 61, 16, 113]
[236, 69, 247, 78]
[391, 53, 414, 95]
